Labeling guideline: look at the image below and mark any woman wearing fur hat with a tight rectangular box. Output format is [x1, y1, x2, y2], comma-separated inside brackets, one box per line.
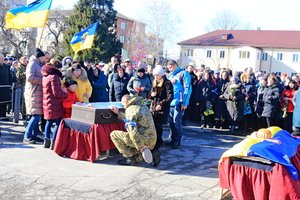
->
[149, 65, 173, 151]
[64, 63, 92, 102]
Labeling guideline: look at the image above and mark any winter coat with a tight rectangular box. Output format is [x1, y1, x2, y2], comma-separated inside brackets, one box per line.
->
[281, 88, 297, 113]
[149, 76, 173, 118]
[223, 82, 245, 121]
[117, 96, 157, 150]
[24, 56, 43, 115]
[90, 69, 108, 102]
[0, 63, 12, 102]
[195, 79, 216, 112]
[214, 79, 229, 120]
[261, 84, 281, 118]
[64, 67, 92, 102]
[109, 73, 129, 102]
[255, 84, 267, 116]
[293, 90, 300, 127]
[242, 82, 256, 112]
[167, 67, 192, 107]
[127, 74, 152, 99]
[15, 64, 26, 88]
[42, 64, 67, 120]
[62, 89, 79, 118]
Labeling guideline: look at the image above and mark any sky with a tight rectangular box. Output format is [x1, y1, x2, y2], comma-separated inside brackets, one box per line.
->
[28, 0, 300, 57]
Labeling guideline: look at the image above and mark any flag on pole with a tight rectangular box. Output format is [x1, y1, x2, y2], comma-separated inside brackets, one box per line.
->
[5, 0, 52, 30]
[70, 22, 99, 54]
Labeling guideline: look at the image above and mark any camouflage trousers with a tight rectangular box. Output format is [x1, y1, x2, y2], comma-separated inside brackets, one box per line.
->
[110, 130, 156, 162]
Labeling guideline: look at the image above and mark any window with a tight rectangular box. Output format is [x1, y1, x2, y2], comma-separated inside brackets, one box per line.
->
[293, 54, 299, 63]
[120, 35, 125, 43]
[207, 50, 212, 58]
[220, 50, 225, 58]
[238, 51, 250, 59]
[261, 52, 268, 61]
[121, 21, 126, 29]
[277, 53, 283, 61]
[187, 49, 193, 57]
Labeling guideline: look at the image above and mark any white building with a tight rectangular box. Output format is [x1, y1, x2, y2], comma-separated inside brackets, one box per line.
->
[178, 30, 300, 75]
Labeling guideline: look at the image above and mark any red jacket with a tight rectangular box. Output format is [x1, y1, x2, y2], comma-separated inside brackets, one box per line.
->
[281, 88, 296, 113]
[62, 89, 79, 118]
[42, 64, 68, 120]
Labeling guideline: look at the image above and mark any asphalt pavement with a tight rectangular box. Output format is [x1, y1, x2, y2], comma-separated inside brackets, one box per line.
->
[0, 120, 244, 200]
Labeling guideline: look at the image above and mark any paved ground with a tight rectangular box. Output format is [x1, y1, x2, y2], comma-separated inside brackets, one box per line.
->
[0, 121, 244, 200]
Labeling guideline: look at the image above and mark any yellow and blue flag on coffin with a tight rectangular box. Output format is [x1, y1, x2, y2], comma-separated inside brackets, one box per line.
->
[5, 0, 52, 30]
[70, 22, 99, 54]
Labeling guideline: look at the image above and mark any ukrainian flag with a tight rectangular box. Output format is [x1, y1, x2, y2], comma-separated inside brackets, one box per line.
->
[5, 0, 52, 30]
[70, 22, 99, 54]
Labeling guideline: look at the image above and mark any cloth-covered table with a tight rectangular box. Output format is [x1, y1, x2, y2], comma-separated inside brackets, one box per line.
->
[219, 146, 300, 200]
[54, 118, 124, 162]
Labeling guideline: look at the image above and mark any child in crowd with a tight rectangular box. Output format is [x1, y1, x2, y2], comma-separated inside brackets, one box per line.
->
[63, 79, 79, 118]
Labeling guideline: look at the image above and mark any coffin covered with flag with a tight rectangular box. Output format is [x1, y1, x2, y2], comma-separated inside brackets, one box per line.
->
[71, 102, 125, 124]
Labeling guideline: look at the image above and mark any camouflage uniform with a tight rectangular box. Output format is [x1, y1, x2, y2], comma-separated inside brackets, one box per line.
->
[110, 96, 157, 161]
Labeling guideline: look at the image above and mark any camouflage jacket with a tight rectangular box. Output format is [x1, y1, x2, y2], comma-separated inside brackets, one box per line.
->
[118, 96, 157, 145]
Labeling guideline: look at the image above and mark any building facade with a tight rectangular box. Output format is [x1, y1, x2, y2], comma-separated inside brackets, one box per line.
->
[178, 30, 300, 75]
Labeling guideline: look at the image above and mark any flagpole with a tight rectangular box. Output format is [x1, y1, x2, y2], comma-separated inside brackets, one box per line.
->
[37, 26, 46, 48]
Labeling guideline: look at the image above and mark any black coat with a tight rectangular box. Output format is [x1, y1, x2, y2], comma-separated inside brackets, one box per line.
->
[0, 63, 12, 102]
[109, 73, 130, 102]
[262, 84, 281, 118]
[195, 79, 215, 112]
[223, 83, 245, 121]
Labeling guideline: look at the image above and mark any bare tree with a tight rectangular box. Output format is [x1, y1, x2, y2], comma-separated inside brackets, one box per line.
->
[139, 0, 181, 60]
[205, 10, 253, 32]
[44, 9, 69, 55]
[0, 2, 36, 57]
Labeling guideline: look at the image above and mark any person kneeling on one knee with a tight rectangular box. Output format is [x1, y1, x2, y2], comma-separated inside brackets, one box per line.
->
[110, 95, 160, 167]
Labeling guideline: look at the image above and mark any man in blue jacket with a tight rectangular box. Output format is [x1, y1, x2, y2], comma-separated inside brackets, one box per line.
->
[166, 60, 191, 148]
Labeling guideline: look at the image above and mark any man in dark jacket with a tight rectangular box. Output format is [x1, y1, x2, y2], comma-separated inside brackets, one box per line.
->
[0, 53, 12, 120]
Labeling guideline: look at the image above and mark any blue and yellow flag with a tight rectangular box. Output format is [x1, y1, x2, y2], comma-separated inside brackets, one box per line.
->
[70, 22, 99, 54]
[5, 0, 52, 30]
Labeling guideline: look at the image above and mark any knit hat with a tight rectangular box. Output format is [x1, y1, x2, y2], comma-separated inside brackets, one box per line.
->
[152, 65, 165, 76]
[64, 79, 78, 88]
[35, 48, 45, 58]
[137, 68, 145, 73]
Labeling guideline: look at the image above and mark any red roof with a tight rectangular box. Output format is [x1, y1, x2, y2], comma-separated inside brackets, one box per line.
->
[178, 30, 300, 49]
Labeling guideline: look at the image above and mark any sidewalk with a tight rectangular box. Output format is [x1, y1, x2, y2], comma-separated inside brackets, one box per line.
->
[0, 121, 243, 200]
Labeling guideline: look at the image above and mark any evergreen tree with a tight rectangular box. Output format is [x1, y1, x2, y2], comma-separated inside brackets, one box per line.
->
[63, 0, 122, 62]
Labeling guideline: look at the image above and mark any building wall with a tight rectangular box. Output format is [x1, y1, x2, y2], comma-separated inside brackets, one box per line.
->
[180, 45, 300, 75]
[116, 17, 134, 59]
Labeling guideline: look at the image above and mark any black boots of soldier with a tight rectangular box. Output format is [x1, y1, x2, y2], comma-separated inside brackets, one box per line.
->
[151, 149, 161, 167]
[118, 157, 136, 166]
[117, 149, 161, 167]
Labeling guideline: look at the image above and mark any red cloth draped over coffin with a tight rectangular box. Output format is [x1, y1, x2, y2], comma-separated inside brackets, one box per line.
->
[54, 118, 125, 162]
[219, 146, 300, 200]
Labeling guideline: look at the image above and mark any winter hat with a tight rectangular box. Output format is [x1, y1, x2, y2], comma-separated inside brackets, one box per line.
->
[152, 65, 165, 76]
[35, 48, 45, 58]
[137, 68, 145, 73]
[64, 79, 78, 88]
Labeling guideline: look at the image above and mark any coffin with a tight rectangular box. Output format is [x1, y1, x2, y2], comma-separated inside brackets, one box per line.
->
[71, 102, 125, 124]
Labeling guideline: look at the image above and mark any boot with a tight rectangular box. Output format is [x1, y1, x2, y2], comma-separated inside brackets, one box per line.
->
[117, 157, 136, 166]
[43, 138, 50, 148]
[50, 139, 55, 150]
[152, 149, 161, 167]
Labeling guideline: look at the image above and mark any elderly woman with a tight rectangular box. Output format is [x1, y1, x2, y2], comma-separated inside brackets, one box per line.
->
[64, 63, 92, 102]
[262, 74, 281, 127]
[127, 68, 152, 99]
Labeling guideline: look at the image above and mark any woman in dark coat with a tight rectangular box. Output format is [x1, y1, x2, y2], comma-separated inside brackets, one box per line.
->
[255, 75, 268, 129]
[262, 74, 281, 127]
[42, 60, 67, 149]
[90, 67, 108, 102]
[150, 65, 173, 152]
[196, 70, 216, 128]
[109, 65, 129, 102]
[223, 76, 245, 132]
[214, 70, 230, 129]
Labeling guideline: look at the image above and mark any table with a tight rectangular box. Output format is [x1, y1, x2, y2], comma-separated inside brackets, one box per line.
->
[219, 146, 300, 200]
[54, 118, 125, 162]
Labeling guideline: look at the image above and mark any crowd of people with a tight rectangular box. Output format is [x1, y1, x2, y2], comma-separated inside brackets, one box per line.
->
[1, 48, 300, 166]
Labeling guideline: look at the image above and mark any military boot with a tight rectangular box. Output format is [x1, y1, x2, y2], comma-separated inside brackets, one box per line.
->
[117, 157, 136, 166]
